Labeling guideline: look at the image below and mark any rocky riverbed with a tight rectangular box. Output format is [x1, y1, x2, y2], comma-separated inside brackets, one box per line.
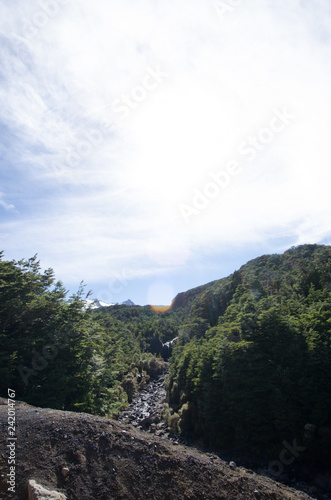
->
[117, 373, 169, 437]
[116, 374, 331, 500]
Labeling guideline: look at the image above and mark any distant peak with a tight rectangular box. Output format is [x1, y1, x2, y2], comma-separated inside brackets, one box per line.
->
[84, 298, 135, 309]
[121, 299, 135, 306]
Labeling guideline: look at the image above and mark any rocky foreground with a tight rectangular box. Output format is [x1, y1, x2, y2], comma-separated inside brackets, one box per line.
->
[0, 397, 316, 500]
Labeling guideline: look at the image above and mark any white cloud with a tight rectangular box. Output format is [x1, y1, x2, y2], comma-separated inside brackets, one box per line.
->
[0, 0, 331, 298]
[0, 193, 15, 212]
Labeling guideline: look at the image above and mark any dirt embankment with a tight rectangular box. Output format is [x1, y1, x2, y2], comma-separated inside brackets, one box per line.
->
[0, 397, 317, 500]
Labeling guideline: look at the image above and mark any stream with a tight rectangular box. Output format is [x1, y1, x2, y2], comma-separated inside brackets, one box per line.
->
[117, 373, 331, 499]
[117, 373, 169, 437]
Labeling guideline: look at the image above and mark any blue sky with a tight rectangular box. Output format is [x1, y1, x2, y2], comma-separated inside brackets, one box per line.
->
[1, 0, 331, 306]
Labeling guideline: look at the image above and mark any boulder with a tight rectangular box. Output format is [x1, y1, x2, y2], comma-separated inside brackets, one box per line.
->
[61, 467, 69, 478]
[28, 479, 67, 500]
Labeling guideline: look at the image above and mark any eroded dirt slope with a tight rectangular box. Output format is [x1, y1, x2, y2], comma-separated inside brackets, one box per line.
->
[0, 398, 314, 500]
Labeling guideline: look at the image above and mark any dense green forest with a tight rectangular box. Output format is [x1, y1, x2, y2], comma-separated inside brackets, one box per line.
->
[1, 244, 331, 467]
[167, 244, 331, 464]
[0, 252, 174, 415]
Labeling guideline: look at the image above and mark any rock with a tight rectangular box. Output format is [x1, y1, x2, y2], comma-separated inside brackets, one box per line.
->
[61, 467, 69, 478]
[229, 461, 237, 469]
[254, 490, 261, 498]
[28, 479, 67, 499]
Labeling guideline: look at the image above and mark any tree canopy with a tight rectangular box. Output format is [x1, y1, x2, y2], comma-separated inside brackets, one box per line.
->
[1, 244, 331, 467]
[166, 245, 331, 464]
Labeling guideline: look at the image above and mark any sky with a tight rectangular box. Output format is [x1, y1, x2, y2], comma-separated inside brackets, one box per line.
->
[0, 0, 331, 306]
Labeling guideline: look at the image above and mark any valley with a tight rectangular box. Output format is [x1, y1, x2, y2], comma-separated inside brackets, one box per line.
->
[1, 244, 331, 498]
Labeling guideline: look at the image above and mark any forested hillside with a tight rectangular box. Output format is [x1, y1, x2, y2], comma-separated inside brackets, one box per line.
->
[1, 244, 331, 470]
[0, 253, 175, 416]
[166, 244, 331, 466]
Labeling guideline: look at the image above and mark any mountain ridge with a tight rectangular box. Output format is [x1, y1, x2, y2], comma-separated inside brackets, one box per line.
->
[166, 243, 331, 472]
[84, 298, 135, 309]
